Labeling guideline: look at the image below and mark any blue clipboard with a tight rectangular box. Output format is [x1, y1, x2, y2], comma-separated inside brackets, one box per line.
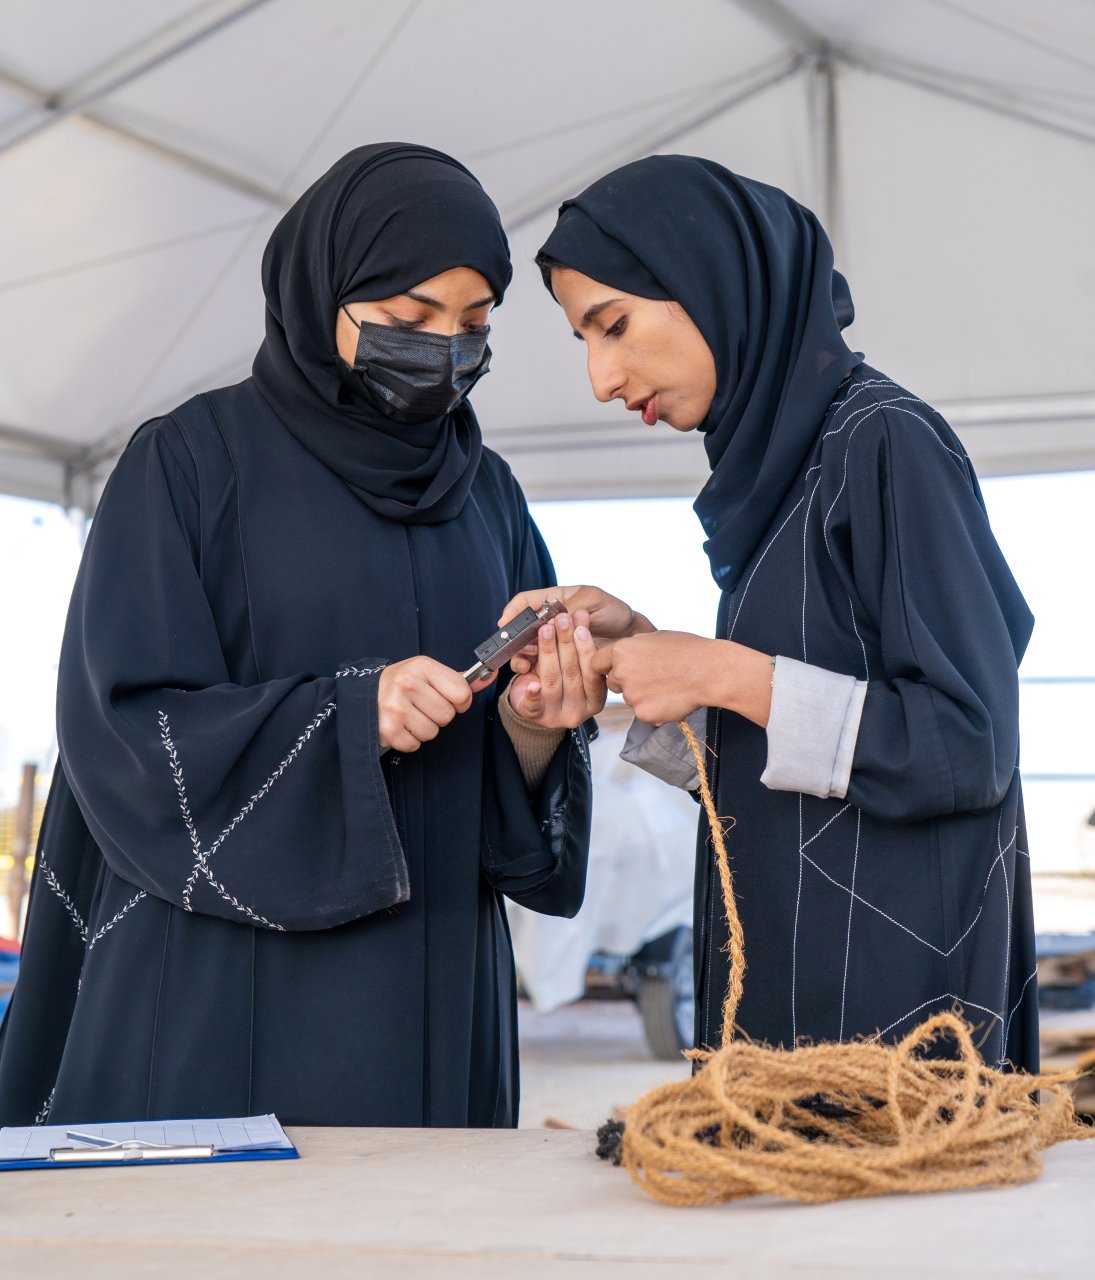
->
[0, 1113, 299, 1171]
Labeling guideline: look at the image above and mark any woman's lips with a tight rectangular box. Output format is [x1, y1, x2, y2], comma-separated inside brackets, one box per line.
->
[626, 393, 659, 425]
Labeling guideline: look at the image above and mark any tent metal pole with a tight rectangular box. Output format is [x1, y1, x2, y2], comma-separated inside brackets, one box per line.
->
[0, 0, 274, 154]
[68, 115, 292, 208]
[0, 74, 289, 208]
[729, 2, 1095, 149]
[840, 47, 1095, 149]
[0, 2, 291, 209]
[727, 0, 825, 54]
[502, 54, 806, 233]
[0, 422, 87, 465]
[821, 55, 843, 263]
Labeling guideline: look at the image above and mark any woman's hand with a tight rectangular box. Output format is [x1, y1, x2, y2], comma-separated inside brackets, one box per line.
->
[378, 656, 494, 753]
[498, 585, 655, 664]
[590, 632, 774, 727]
[507, 609, 607, 728]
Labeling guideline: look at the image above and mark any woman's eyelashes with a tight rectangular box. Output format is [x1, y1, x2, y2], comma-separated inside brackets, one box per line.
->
[381, 311, 489, 333]
[603, 314, 627, 339]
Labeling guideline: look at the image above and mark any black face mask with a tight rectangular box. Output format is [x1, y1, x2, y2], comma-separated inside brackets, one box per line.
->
[341, 307, 491, 424]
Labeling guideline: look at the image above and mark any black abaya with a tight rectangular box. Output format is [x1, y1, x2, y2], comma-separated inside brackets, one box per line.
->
[538, 156, 1035, 1070]
[696, 367, 1037, 1068]
[0, 141, 593, 1129]
[0, 359, 591, 1130]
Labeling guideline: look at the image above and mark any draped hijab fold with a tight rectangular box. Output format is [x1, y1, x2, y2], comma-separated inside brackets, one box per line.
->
[253, 143, 512, 525]
[539, 156, 860, 589]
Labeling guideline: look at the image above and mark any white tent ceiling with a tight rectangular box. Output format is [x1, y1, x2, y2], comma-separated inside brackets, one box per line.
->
[1, 0, 1094, 510]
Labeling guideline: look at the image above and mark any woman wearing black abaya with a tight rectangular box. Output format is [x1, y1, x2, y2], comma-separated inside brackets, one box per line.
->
[0, 144, 600, 1128]
[504, 155, 1037, 1070]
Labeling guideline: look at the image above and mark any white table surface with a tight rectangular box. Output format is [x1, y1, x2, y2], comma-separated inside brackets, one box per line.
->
[1, 1126, 1092, 1278]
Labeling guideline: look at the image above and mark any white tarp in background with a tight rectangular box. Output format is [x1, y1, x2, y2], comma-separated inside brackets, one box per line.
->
[1, 0, 1094, 509]
[507, 715, 698, 1013]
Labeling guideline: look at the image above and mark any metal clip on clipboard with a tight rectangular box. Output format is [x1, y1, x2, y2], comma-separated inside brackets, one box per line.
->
[462, 599, 567, 685]
[50, 1132, 215, 1162]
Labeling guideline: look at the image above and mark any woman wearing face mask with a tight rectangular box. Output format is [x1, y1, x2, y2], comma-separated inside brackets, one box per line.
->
[504, 155, 1036, 1071]
[0, 144, 602, 1129]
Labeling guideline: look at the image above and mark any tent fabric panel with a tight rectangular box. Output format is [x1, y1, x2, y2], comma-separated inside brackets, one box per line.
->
[837, 65, 1095, 403]
[0, 0, 1093, 506]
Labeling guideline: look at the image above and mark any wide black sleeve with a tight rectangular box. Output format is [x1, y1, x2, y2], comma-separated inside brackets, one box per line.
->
[831, 407, 1033, 823]
[56, 420, 407, 932]
[478, 482, 593, 917]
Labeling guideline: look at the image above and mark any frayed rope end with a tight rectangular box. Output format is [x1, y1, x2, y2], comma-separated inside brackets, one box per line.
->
[595, 1118, 625, 1165]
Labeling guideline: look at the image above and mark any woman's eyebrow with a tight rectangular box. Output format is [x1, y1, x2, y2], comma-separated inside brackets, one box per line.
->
[579, 298, 624, 329]
[401, 289, 443, 308]
[400, 289, 496, 312]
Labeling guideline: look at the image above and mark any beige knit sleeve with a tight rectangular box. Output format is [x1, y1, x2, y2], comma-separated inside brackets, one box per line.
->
[497, 686, 567, 791]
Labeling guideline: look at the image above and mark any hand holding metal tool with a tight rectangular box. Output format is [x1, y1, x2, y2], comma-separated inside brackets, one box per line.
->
[463, 599, 567, 684]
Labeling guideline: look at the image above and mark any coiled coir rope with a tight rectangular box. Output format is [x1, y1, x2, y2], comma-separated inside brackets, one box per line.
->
[607, 720, 1089, 1206]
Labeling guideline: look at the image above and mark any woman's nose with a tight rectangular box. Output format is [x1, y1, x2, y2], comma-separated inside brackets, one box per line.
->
[586, 350, 625, 404]
[423, 317, 462, 337]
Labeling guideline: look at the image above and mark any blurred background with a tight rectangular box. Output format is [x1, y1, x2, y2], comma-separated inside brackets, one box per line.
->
[1, 0, 1094, 1119]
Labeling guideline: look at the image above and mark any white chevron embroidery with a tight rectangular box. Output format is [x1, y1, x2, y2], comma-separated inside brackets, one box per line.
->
[158, 665, 384, 929]
[77, 889, 148, 994]
[33, 1087, 55, 1126]
[38, 857, 88, 941]
[86, 890, 146, 952]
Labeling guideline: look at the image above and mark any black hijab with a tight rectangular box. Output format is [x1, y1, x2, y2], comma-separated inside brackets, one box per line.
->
[538, 156, 860, 590]
[253, 143, 512, 524]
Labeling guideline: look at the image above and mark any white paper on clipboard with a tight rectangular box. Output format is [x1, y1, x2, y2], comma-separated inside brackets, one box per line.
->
[0, 1113, 292, 1163]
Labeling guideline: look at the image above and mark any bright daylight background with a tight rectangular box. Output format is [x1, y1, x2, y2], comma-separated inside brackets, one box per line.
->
[1, 471, 1093, 932]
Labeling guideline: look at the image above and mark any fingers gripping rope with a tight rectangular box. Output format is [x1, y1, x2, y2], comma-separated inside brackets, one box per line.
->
[611, 722, 1091, 1206]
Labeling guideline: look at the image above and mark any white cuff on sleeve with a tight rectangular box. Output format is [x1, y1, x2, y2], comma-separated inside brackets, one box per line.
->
[619, 708, 707, 790]
[760, 656, 867, 800]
